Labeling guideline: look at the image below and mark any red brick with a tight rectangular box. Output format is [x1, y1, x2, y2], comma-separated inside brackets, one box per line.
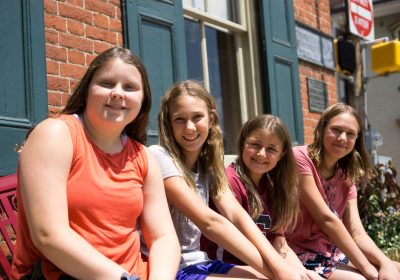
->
[48, 91, 63, 106]
[61, 92, 72, 106]
[69, 79, 80, 92]
[67, 19, 85, 36]
[59, 3, 93, 25]
[46, 60, 60, 75]
[47, 76, 69, 92]
[44, 0, 58, 14]
[59, 33, 94, 52]
[45, 29, 59, 44]
[110, 18, 122, 32]
[46, 45, 68, 62]
[109, 0, 120, 5]
[94, 42, 113, 54]
[86, 53, 97, 65]
[304, 118, 318, 128]
[304, 135, 314, 145]
[68, 49, 85, 65]
[94, 14, 109, 29]
[45, 14, 67, 32]
[66, 0, 84, 8]
[86, 25, 117, 44]
[60, 63, 87, 79]
[116, 7, 121, 19]
[86, 0, 116, 18]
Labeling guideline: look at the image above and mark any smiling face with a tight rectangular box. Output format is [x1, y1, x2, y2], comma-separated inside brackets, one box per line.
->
[242, 128, 285, 185]
[323, 112, 360, 165]
[169, 94, 213, 164]
[85, 58, 144, 130]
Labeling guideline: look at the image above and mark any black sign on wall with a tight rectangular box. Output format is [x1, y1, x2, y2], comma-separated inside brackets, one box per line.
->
[295, 23, 335, 70]
[307, 78, 327, 113]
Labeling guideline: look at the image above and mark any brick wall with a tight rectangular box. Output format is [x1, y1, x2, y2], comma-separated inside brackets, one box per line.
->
[293, 0, 338, 144]
[43, 0, 123, 116]
[42, 0, 338, 143]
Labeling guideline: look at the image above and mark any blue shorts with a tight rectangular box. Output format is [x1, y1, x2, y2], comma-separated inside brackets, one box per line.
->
[176, 259, 235, 280]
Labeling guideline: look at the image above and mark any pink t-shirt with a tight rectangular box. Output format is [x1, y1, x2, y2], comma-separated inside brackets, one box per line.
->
[286, 145, 357, 256]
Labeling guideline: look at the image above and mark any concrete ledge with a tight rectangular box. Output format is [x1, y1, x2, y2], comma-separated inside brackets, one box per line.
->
[224, 154, 237, 168]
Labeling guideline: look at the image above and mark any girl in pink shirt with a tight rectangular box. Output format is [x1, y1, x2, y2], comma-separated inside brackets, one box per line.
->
[202, 115, 323, 280]
[287, 103, 400, 279]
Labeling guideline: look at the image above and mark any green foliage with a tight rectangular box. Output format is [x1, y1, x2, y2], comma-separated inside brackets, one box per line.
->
[357, 161, 400, 250]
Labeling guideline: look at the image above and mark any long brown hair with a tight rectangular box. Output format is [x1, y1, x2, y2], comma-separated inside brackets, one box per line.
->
[235, 115, 299, 233]
[158, 80, 229, 198]
[309, 102, 372, 182]
[61, 47, 152, 144]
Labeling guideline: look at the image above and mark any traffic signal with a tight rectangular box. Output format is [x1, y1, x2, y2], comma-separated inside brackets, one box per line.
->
[334, 37, 356, 75]
[371, 40, 400, 74]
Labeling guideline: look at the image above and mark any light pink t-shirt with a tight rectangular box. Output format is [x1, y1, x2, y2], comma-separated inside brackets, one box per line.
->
[286, 145, 357, 256]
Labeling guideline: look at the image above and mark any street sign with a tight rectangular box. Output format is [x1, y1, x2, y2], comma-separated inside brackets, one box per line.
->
[348, 0, 375, 41]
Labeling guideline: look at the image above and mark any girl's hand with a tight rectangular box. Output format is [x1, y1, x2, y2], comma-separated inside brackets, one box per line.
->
[361, 264, 379, 280]
[378, 261, 400, 280]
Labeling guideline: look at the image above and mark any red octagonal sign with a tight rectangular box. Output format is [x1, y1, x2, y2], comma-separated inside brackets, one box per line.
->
[348, 0, 374, 40]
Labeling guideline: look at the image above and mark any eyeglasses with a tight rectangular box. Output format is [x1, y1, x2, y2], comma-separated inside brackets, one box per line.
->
[328, 127, 358, 141]
[244, 142, 280, 157]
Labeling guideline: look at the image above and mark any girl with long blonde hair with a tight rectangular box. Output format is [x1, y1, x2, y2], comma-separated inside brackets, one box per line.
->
[201, 115, 321, 280]
[286, 103, 400, 279]
[150, 80, 315, 280]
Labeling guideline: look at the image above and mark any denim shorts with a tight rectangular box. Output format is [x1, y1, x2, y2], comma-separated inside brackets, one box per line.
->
[298, 247, 349, 279]
[176, 259, 235, 280]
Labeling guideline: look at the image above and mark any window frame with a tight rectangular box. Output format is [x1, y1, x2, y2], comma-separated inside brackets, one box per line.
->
[182, 0, 263, 125]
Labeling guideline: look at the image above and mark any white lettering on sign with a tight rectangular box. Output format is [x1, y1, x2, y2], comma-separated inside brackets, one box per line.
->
[354, 16, 369, 29]
[350, 1, 372, 20]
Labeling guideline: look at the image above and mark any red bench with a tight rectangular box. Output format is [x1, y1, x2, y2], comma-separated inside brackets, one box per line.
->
[0, 174, 18, 279]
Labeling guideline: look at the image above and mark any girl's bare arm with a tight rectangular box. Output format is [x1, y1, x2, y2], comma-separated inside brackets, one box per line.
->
[20, 118, 126, 280]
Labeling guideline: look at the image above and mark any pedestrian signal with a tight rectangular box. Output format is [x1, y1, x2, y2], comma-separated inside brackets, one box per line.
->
[371, 40, 400, 74]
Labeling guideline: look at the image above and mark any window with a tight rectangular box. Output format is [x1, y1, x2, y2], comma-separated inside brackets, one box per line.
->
[183, 0, 239, 23]
[390, 22, 400, 39]
[183, 0, 262, 153]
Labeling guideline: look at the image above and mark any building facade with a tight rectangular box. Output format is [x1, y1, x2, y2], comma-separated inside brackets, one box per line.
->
[330, 0, 400, 172]
[0, 0, 338, 176]
[366, 9, 400, 172]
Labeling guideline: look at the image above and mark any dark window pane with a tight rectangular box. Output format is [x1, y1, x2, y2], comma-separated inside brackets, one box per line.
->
[206, 27, 241, 153]
[184, 19, 203, 81]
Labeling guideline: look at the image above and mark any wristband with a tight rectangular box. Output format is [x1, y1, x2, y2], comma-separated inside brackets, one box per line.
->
[120, 272, 140, 280]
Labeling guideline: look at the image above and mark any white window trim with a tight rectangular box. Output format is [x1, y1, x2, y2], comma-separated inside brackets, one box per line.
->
[183, 4, 247, 33]
[183, 0, 263, 123]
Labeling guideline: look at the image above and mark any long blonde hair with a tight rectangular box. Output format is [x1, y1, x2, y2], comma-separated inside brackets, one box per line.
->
[234, 115, 299, 233]
[309, 102, 372, 183]
[158, 80, 229, 198]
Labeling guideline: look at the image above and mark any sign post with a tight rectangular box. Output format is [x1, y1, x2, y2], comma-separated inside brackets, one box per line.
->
[347, 0, 375, 41]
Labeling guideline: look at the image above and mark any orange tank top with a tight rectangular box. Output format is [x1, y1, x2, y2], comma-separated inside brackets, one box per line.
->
[11, 114, 149, 279]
